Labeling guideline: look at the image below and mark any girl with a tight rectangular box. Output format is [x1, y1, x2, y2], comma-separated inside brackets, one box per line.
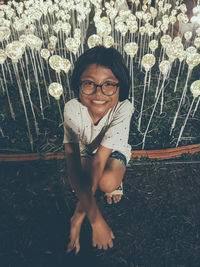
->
[63, 45, 133, 254]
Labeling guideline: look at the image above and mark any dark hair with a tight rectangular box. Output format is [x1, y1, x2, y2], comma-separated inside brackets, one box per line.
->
[70, 45, 130, 101]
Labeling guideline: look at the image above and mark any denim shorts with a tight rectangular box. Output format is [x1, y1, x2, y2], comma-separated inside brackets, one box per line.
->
[81, 150, 127, 170]
[109, 151, 127, 169]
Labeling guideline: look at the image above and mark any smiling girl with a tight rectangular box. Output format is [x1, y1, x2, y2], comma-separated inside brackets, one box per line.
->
[63, 45, 133, 254]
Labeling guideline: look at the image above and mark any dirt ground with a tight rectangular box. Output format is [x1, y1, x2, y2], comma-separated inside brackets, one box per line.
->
[1, 159, 200, 267]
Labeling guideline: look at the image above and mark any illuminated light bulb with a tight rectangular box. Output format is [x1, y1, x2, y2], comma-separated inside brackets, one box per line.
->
[156, 20, 162, 27]
[0, 48, 7, 64]
[166, 45, 176, 62]
[150, 7, 158, 19]
[141, 54, 155, 71]
[186, 53, 200, 69]
[160, 34, 172, 48]
[53, 22, 61, 33]
[103, 35, 114, 48]
[194, 37, 200, 48]
[169, 15, 177, 24]
[142, 4, 147, 12]
[145, 23, 154, 36]
[13, 19, 26, 31]
[179, 4, 187, 13]
[97, 21, 111, 37]
[143, 12, 152, 22]
[74, 28, 81, 39]
[61, 58, 71, 73]
[0, 26, 11, 41]
[49, 35, 58, 46]
[61, 22, 71, 35]
[193, 6, 200, 15]
[48, 82, 63, 100]
[29, 24, 36, 33]
[0, 11, 4, 18]
[124, 42, 138, 57]
[154, 27, 160, 36]
[5, 41, 24, 63]
[115, 22, 127, 36]
[171, 9, 177, 16]
[177, 50, 186, 62]
[40, 49, 50, 60]
[162, 15, 170, 25]
[49, 55, 63, 73]
[184, 31, 192, 41]
[26, 34, 42, 50]
[87, 34, 102, 48]
[186, 46, 197, 55]
[42, 24, 49, 33]
[196, 27, 200, 36]
[190, 80, 200, 98]
[173, 36, 182, 44]
[47, 43, 56, 52]
[135, 11, 144, 20]
[139, 26, 146, 35]
[177, 13, 188, 23]
[100, 16, 110, 24]
[149, 39, 158, 52]
[65, 38, 79, 54]
[159, 60, 171, 76]
[126, 20, 138, 33]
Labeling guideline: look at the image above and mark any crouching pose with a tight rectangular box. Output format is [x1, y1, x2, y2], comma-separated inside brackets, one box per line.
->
[63, 45, 133, 254]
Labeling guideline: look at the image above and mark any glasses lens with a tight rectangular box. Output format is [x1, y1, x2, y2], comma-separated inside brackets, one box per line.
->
[102, 82, 117, 96]
[81, 81, 95, 95]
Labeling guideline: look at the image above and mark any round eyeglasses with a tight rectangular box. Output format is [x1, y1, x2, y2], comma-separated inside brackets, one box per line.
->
[80, 80, 120, 96]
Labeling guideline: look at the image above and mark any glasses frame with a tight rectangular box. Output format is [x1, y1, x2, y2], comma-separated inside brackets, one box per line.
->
[79, 80, 120, 96]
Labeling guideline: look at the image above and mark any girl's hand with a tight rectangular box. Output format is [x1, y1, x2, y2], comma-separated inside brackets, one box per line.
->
[91, 217, 115, 250]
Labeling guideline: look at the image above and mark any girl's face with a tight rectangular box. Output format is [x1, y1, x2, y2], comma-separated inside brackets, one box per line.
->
[79, 64, 119, 124]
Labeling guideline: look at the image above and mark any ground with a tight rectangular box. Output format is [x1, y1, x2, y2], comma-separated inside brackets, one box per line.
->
[1, 159, 200, 267]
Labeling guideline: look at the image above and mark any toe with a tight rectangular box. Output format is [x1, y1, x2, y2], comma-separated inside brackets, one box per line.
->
[107, 195, 112, 204]
[113, 195, 122, 203]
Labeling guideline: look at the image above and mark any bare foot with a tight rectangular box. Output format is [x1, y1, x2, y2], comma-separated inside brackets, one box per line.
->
[106, 194, 122, 204]
[92, 217, 115, 250]
[67, 214, 84, 255]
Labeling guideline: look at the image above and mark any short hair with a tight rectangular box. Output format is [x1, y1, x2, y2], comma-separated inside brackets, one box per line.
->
[70, 45, 130, 101]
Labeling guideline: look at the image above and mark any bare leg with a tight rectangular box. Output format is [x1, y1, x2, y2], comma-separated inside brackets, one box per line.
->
[98, 158, 125, 205]
[67, 158, 125, 253]
[67, 201, 85, 254]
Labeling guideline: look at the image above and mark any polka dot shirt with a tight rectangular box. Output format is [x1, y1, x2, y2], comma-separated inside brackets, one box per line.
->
[63, 98, 133, 163]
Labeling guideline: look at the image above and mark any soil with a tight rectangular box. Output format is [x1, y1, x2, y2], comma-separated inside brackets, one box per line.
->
[1, 159, 200, 267]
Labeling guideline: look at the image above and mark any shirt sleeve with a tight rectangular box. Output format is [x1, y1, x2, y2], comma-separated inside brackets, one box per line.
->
[100, 100, 133, 151]
[63, 99, 81, 144]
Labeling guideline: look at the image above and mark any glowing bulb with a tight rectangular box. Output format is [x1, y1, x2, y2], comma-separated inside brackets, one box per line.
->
[49, 82, 63, 100]
[141, 54, 155, 71]
[190, 80, 200, 98]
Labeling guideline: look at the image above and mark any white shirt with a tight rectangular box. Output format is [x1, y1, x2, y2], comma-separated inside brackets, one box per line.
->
[63, 98, 133, 163]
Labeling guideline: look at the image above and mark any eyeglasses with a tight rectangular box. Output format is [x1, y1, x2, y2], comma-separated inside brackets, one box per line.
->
[80, 80, 120, 96]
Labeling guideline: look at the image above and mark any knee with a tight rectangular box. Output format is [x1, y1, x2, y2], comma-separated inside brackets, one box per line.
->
[98, 177, 119, 193]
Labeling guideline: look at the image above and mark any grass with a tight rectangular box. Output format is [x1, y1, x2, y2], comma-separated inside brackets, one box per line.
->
[1, 159, 200, 267]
